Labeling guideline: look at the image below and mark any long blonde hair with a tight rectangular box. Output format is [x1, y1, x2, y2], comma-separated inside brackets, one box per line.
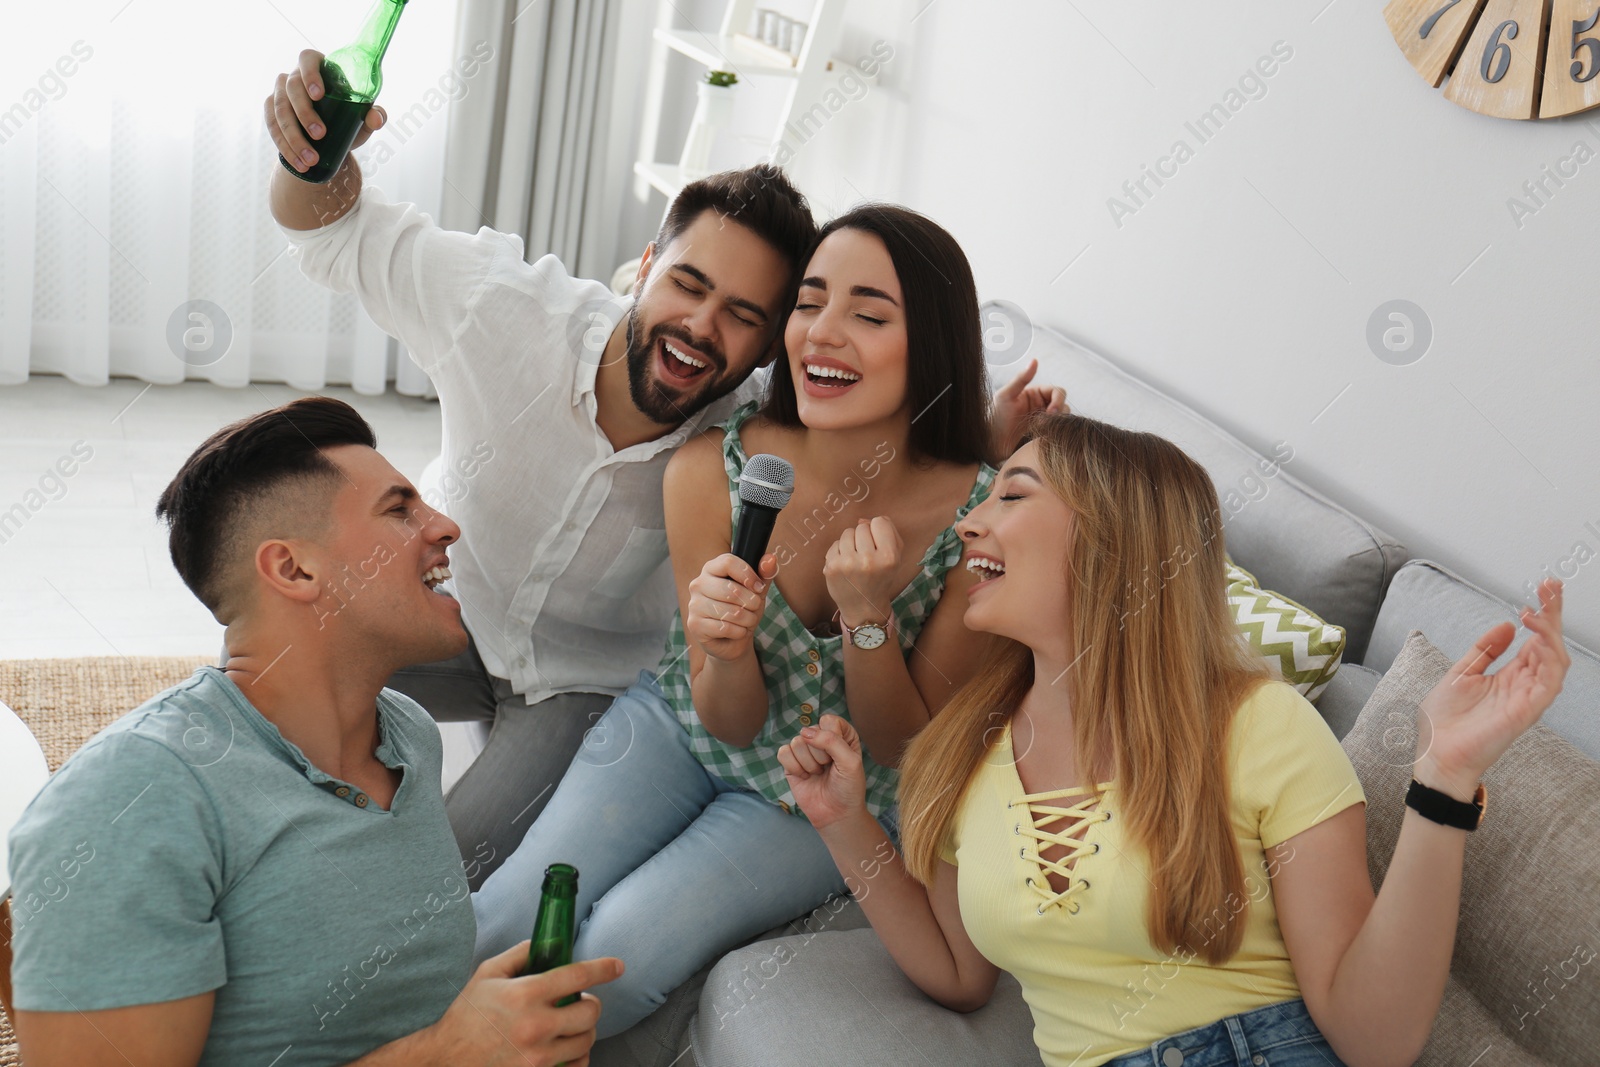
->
[898, 413, 1269, 965]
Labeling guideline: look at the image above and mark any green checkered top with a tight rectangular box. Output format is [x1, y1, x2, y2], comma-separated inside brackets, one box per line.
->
[655, 400, 997, 819]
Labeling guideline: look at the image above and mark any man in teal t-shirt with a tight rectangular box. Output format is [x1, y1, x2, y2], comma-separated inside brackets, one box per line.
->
[6, 397, 622, 1066]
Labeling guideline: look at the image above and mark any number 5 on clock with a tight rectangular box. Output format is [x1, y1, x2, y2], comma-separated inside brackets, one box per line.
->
[1542, 0, 1600, 116]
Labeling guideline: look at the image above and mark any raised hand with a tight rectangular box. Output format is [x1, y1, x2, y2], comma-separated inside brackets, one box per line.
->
[685, 552, 777, 661]
[1414, 578, 1569, 799]
[779, 714, 868, 830]
[264, 50, 387, 176]
[824, 517, 903, 628]
[991, 357, 1068, 457]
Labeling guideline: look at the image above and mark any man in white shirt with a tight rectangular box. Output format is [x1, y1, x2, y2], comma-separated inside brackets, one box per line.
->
[266, 51, 812, 886]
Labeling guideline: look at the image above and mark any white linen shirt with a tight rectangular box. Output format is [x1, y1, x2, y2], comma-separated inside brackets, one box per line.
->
[281, 187, 765, 704]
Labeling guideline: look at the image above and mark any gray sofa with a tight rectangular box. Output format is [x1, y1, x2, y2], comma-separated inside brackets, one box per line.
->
[589, 309, 1600, 1067]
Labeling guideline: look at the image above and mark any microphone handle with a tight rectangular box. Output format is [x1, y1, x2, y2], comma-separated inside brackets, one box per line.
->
[731, 503, 781, 571]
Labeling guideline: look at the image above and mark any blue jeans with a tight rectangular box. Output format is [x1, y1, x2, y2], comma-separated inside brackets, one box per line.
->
[471, 671, 896, 1039]
[1100, 997, 1348, 1067]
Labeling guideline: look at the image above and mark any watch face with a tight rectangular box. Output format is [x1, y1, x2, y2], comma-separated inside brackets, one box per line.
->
[851, 623, 888, 650]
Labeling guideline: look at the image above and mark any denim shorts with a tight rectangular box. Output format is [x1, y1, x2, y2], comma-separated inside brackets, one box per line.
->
[1099, 997, 1348, 1067]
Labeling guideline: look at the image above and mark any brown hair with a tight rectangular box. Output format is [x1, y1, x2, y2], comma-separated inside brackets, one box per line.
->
[653, 163, 816, 316]
[155, 397, 376, 618]
[898, 412, 1269, 965]
[761, 204, 992, 466]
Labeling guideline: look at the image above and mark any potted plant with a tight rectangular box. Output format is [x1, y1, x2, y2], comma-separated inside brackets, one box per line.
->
[678, 70, 738, 180]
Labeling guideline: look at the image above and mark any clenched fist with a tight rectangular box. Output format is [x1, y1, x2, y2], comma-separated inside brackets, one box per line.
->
[824, 517, 903, 628]
[778, 714, 867, 830]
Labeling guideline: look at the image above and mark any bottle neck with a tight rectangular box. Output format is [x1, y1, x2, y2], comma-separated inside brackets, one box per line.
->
[325, 0, 406, 100]
[359, 0, 405, 65]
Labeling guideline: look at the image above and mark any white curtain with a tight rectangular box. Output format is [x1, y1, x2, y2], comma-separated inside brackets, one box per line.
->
[0, 0, 461, 396]
[443, 0, 642, 282]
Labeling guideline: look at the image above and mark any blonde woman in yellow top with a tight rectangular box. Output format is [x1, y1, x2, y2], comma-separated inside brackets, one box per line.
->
[779, 412, 1570, 1067]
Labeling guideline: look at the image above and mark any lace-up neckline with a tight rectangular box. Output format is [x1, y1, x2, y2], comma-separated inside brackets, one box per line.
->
[1010, 785, 1112, 915]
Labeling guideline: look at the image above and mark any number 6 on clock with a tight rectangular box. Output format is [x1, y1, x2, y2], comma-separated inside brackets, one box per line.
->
[1443, 0, 1548, 118]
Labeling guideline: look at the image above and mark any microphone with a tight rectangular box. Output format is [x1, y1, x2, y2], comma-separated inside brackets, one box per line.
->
[731, 453, 794, 572]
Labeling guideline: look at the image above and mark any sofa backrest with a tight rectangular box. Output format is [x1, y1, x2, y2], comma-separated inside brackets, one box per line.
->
[1368, 559, 1600, 760]
[999, 308, 1409, 661]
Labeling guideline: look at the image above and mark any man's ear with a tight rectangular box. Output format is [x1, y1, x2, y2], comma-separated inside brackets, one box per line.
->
[256, 539, 324, 606]
[632, 242, 656, 297]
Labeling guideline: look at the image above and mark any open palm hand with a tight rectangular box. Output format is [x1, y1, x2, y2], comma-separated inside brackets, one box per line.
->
[1416, 578, 1569, 789]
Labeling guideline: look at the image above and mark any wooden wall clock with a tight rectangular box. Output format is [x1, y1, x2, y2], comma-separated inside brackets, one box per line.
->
[1384, 0, 1600, 118]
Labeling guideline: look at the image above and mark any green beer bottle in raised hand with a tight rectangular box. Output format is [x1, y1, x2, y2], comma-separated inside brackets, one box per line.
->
[526, 863, 580, 1007]
[279, 0, 407, 184]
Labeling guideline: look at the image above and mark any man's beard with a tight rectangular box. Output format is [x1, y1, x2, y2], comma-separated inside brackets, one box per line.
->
[624, 305, 744, 426]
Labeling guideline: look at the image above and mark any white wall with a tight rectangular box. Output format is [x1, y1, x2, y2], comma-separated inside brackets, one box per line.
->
[651, 0, 1600, 650]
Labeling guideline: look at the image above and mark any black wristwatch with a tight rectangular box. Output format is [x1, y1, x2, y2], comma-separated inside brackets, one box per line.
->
[1405, 778, 1487, 831]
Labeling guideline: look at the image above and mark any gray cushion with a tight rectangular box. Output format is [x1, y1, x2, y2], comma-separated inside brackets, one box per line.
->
[691, 928, 1037, 1067]
[1366, 560, 1600, 760]
[999, 308, 1408, 661]
[593, 897, 873, 1067]
[1341, 631, 1600, 1066]
[1311, 662, 1381, 742]
[588, 967, 704, 1067]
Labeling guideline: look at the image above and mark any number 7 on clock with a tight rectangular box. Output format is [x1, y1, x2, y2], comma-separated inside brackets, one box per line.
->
[1384, 0, 1489, 86]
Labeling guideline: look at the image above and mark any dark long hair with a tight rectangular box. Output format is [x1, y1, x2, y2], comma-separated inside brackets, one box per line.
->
[762, 204, 992, 466]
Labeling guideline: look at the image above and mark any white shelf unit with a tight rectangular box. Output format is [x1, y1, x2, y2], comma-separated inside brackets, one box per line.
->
[633, 0, 850, 201]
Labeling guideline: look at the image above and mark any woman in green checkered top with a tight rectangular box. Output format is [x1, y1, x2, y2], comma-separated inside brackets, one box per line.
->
[472, 204, 1065, 1037]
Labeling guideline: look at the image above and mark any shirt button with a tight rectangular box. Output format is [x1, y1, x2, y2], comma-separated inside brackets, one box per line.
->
[779, 801, 793, 814]
[335, 786, 351, 797]
[807, 650, 820, 661]
[801, 703, 813, 714]
[354, 794, 369, 808]
[805, 663, 818, 675]
[799, 715, 812, 726]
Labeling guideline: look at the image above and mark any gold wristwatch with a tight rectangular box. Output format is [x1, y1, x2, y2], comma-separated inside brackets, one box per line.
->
[839, 615, 890, 650]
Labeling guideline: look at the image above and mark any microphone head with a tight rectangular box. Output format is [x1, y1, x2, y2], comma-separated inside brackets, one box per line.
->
[739, 453, 794, 510]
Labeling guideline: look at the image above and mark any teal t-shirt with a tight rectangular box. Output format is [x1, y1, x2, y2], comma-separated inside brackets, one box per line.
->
[6, 667, 475, 1065]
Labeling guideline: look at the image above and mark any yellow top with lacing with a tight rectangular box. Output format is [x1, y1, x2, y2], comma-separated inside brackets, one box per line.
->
[939, 679, 1365, 1067]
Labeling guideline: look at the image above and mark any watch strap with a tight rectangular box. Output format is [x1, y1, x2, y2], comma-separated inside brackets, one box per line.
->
[1405, 778, 1486, 830]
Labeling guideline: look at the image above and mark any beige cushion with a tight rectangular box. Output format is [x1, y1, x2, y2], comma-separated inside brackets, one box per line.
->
[1340, 631, 1600, 1067]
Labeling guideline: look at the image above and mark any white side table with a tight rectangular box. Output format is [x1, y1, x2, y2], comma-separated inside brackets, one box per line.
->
[0, 698, 50, 899]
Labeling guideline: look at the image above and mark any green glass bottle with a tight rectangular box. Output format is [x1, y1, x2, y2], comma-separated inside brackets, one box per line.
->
[279, 0, 408, 184]
[526, 863, 580, 1007]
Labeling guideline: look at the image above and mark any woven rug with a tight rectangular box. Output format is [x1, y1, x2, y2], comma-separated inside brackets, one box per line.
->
[1, 655, 214, 1065]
